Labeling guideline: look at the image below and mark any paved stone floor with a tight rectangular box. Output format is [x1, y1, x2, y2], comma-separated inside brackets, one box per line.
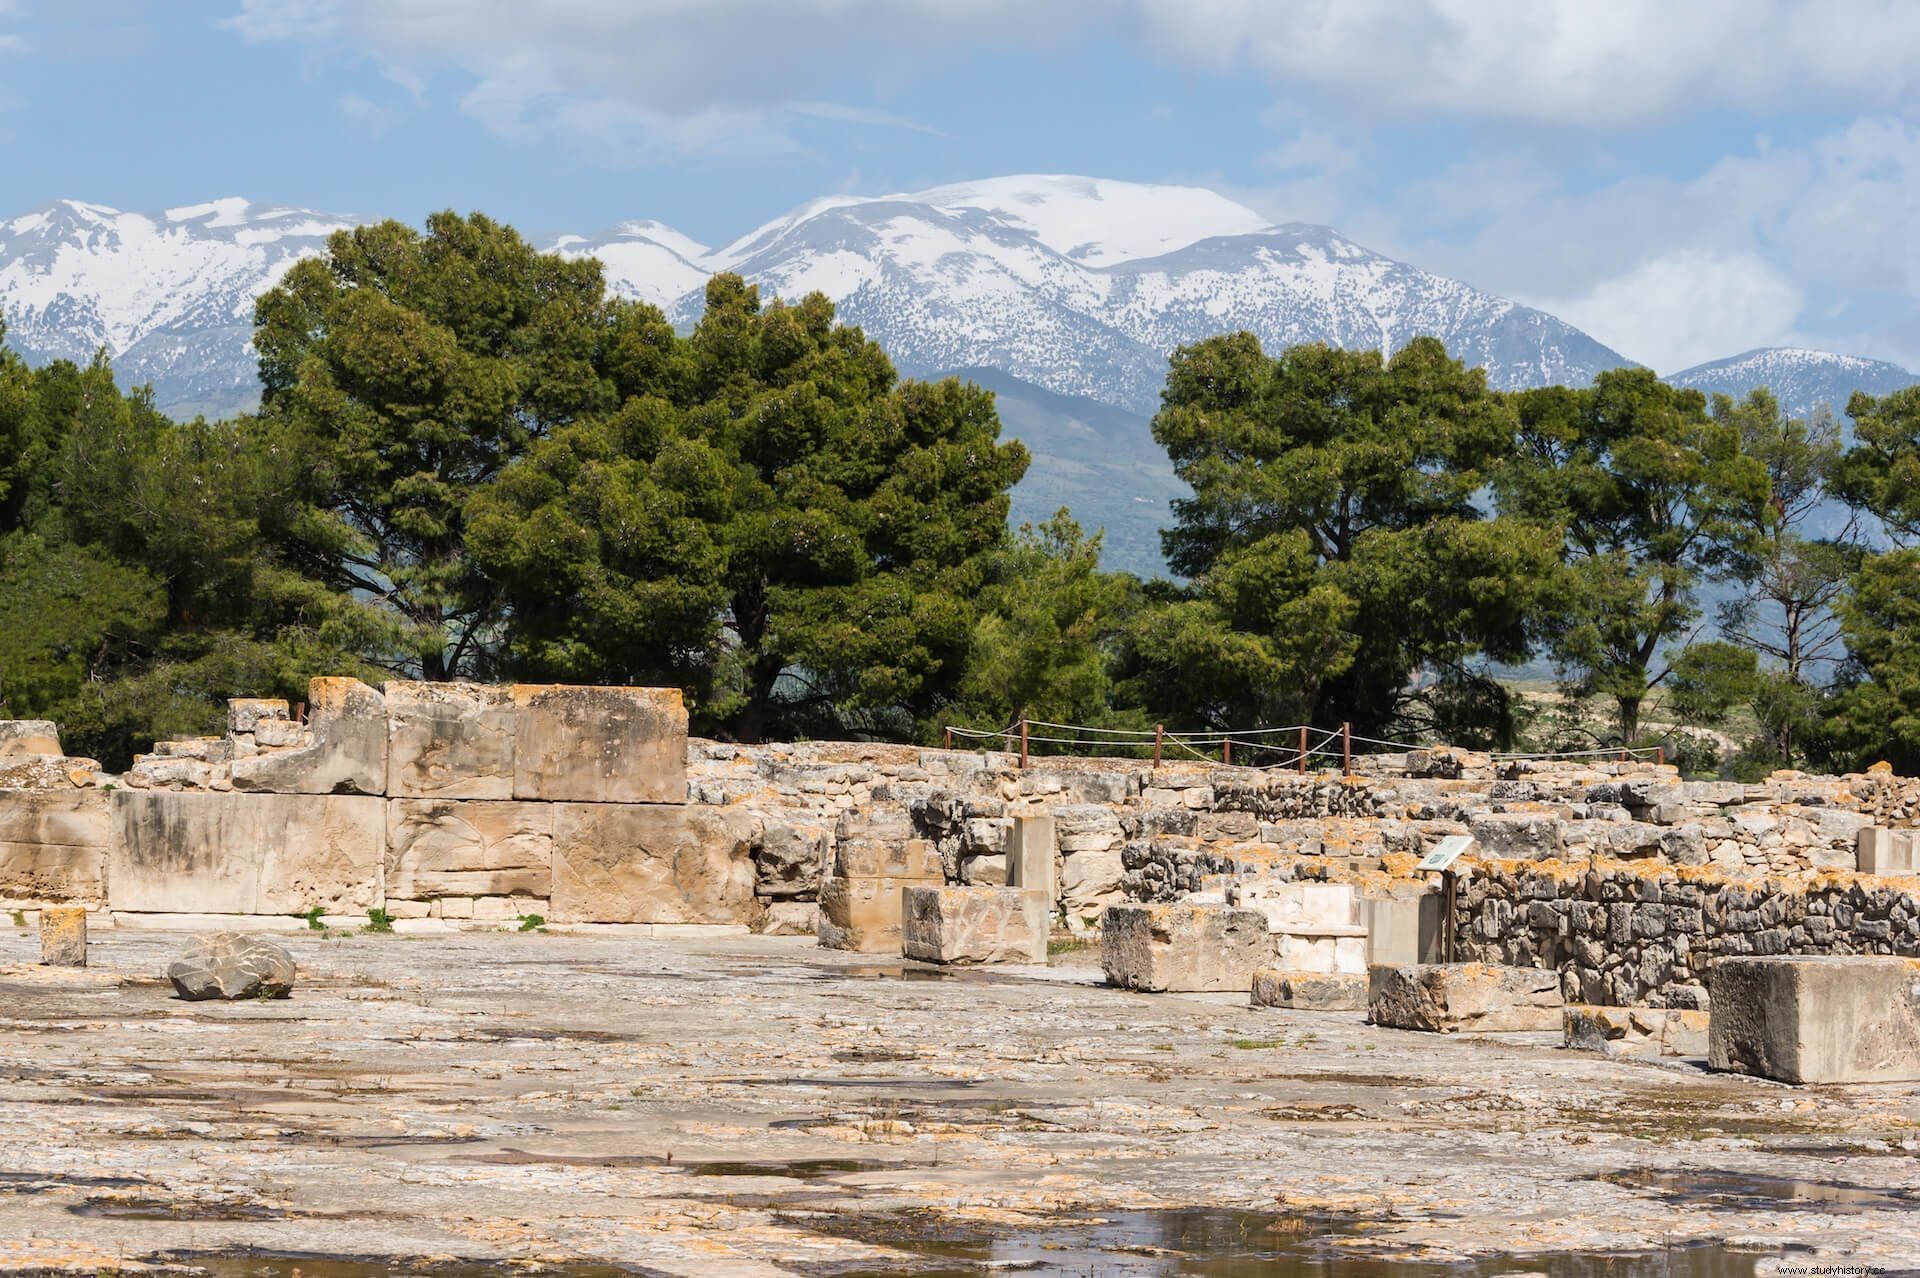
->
[3, 927, 1918, 1275]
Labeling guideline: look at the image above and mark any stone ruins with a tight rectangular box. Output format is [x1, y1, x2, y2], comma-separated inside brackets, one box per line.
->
[5, 677, 1919, 1085]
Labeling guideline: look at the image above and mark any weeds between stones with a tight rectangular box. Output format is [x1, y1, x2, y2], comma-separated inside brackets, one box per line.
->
[304, 906, 327, 932]
[516, 913, 546, 933]
[361, 909, 394, 934]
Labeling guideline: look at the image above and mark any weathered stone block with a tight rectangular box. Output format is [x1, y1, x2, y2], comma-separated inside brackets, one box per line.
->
[386, 799, 552, 900]
[1231, 880, 1358, 932]
[1006, 812, 1055, 900]
[818, 876, 924, 953]
[0, 721, 62, 759]
[902, 885, 1048, 964]
[549, 802, 757, 924]
[1368, 963, 1564, 1033]
[385, 682, 516, 799]
[1274, 931, 1368, 975]
[512, 685, 686, 804]
[1708, 955, 1920, 1084]
[227, 699, 290, 734]
[1857, 827, 1916, 877]
[756, 900, 820, 936]
[39, 905, 86, 967]
[110, 791, 384, 914]
[230, 678, 386, 796]
[1362, 889, 1444, 968]
[0, 788, 109, 902]
[832, 837, 942, 880]
[1564, 1005, 1708, 1058]
[756, 823, 829, 898]
[1250, 968, 1367, 1011]
[1101, 904, 1272, 993]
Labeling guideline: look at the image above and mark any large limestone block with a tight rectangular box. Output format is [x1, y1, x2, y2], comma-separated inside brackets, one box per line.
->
[512, 685, 687, 804]
[0, 788, 109, 902]
[818, 876, 923, 952]
[901, 886, 1048, 964]
[1006, 812, 1056, 900]
[385, 682, 516, 799]
[231, 678, 387, 796]
[386, 799, 552, 900]
[1100, 904, 1273, 993]
[831, 837, 942, 880]
[1362, 889, 1444, 968]
[549, 802, 757, 924]
[756, 823, 829, 899]
[1856, 827, 1916, 877]
[0, 721, 62, 759]
[1708, 956, 1920, 1084]
[1231, 880, 1359, 932]
[1274, 931, 1368, 975]
[110, 791, 384, 914]
[1368, 963, 1564, 1033]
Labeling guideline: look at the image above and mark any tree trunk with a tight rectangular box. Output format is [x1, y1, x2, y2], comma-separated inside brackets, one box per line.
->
[1616, 695, 1642, 746]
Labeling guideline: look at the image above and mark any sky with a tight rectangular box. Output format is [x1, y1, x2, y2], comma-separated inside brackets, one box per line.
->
[4, 0, 1920, 373]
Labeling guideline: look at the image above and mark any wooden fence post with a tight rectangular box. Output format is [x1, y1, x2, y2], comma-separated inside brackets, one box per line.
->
[1152, 723, 1164, 767]
[1020, 719, 1029, 770]
[1342, 722, 1352, 775]
[1223, 737, 1232, 766]
[1298, 725, 1307, 775]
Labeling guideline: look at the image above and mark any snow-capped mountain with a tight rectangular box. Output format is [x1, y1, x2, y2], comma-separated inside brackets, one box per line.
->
[1666, 347, 1918, 419]
[0, 197, 356, 416]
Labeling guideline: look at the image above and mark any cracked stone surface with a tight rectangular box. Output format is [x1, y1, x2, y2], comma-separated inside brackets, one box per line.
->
[2, 927, 1918, 1274]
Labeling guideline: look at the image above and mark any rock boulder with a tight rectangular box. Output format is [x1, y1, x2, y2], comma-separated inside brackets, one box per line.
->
[167, 933, 296, 1001]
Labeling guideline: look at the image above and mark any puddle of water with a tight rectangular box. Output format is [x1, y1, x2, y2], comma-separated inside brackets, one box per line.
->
[150, 1254, 636, 1277]
[1604, 1168, 1920, 1210]
[801, 1208, 1781, 1277]
[453, 1148, 899, 1180]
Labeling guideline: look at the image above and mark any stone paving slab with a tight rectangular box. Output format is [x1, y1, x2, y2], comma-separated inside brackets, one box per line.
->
[0, 928, 1916, 1273]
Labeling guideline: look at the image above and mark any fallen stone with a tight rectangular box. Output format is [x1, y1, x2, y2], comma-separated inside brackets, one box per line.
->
[755, 900, 820, 936]
[1250, 968, 1367, 1011]
[548, 802, 759, 924]
[512, 684, 687, 804]
[226, 699, 290, 734]
[1101, 903, 1272, 993]
[1708, 955, 1920, 1084]
[167, 932, 296, 1000]
[39, 906, 86, 967]
[756, 823, 830, 899]
[1563, 1005, 1709, 1058]
[901, 885, 1048, 964]
[384, 681, 517, 799]
[1368, 962, 1564, 1033]
[230, 678, 387, 796]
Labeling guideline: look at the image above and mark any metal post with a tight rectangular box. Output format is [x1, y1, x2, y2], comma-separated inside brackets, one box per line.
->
[1019, 719, 1029, 770]
[1342, 722, 1352, 775]
[1152, 723, 1164, 767]
[1298, 725, 1308, 775]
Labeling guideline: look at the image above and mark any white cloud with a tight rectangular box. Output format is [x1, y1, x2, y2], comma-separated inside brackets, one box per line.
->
[229, 0, 1053, 158]
[1537, 252, 1805, 372]
[1127, 0, 1920, 127]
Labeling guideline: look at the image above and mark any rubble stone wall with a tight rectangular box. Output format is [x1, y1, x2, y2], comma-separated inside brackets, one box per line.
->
[4, 699, 1919, 950]
[1449, 860, 1920, 1008]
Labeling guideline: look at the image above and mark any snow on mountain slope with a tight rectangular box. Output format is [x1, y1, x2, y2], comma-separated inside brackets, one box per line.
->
[1666, 347, 1918, 418]
[0, 197, 356, 414]
[550, 220, 710, 309]
[910, 174, 1273, 267]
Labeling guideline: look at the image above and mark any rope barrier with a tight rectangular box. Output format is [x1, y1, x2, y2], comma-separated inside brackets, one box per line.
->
[940, 717, 1673, 769]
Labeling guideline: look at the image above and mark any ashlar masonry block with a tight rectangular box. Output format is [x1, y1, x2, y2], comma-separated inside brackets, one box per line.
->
[1368, 962, 1564, 1033]
[385, 682, 517, 799]
[1708, 955, 1920, 1084]
[901, 885, 1048, 964]
[110, 790, 384, 914]
[1100, 903, 1272, 993]
[230, 678, 386, 796]
[385, 799, 553, 901]
[512, 685, 687, 804]
[549, 801, 758, 924]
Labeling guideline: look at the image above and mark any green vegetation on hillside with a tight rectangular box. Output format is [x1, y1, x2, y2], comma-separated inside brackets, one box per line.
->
[2, 210, 1916, 778]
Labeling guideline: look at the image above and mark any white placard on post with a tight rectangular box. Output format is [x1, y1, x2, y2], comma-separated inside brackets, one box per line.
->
[1417, 834, 1475, 873]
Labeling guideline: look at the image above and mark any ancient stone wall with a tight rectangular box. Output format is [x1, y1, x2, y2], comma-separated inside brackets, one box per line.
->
[1448, 860, 1920, 1008]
